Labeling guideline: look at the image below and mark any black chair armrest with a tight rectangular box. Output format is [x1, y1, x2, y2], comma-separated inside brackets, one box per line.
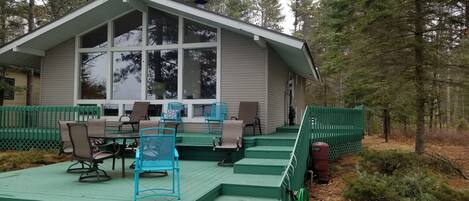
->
[231, 116, 238, 120]
[212, 137, 221, 150]
[236, 137, 243, 151]
[96, 142, 121, 156]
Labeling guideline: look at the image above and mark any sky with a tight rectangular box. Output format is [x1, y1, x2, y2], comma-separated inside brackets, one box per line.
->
[280, 0, 295, 35]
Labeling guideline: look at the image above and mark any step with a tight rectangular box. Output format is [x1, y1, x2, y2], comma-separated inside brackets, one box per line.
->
[276, 126, 299, 133]
[221, 183, 281, 199]
[245, 146, 293, 159]
[196, 174, 283, 200]
[234, 158, 289, 175]
[214, 195, 279, 201]
[255, 138, 296, 147]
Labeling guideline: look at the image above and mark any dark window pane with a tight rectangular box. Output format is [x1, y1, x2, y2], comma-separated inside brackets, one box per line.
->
[147, 50, 178, 100]
[112, 51, 142, 100]
[148, 8, 178, 45]
[184, 19, 217, 43]
[183, 48, 217, 99]
[193, 104, 212, 117]
[81, 25, 107, 48]
[114, 11, 142, 47]
[3, 78, 14, 100]
[148, 104, 162, 117]
[80, 52, 107, 99]
[102, 104, 119, 116]
[124, 104, 133, 115]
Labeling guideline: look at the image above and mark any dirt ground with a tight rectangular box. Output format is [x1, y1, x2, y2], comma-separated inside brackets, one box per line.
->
[310, 135, 469, 201]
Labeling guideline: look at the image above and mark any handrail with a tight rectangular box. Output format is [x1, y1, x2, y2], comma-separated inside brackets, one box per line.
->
[280, 106, 312, 197]
[279, 105, 365, 200]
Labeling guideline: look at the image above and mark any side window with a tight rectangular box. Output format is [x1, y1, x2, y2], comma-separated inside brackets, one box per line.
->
[4, 78, 15, 100]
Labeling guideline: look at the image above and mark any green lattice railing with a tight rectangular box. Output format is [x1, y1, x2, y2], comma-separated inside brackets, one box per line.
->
[280, 105, 365, 200]
[0, 106, 101, 150]
[310, 105, 365, 160]
[280, 106, 312, 200]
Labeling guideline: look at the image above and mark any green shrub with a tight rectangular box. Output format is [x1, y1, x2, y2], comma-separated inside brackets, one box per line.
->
[456, 119, 468, 131]
[359, 149, 421, 175]
[344, 171, 469, 201]
[345, 150, 469, 201]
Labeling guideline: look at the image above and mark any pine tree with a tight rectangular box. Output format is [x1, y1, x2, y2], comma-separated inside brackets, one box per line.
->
[253, 0, 284, 32]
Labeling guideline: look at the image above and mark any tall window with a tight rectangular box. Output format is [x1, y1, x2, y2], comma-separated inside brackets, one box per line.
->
[80, 52, 107, 99]
[113, 11, 142, 47]
[76, 8, 219, 119]
[81, 25, 107, 48]
[184, 19, 217, 43]
[112, 51, 142, 100]
[148, 8, 178, 45]
[183, 48, 217, 99]
[147, 50, 178, 100]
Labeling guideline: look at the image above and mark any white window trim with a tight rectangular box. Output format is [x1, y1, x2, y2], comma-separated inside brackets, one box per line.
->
[74, 7, 221, 122]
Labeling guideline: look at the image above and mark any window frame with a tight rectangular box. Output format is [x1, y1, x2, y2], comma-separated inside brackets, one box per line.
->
[3, 77, 15, 100]
[74, 8, 221, 122]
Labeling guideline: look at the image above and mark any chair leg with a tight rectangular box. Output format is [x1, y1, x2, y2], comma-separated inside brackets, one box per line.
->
[258, 123, 262, 135]
[112, 157, 116, 170]
[78, 163, 111, 183]
[134, 170, 140, 201]
[67, 160, 92, 173]
[177, 169, 181, 200]
[172, 169, 175, 193]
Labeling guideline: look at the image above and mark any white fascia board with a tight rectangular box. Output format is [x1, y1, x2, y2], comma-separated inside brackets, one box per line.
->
[0, 0, 108, 56]
[13, 47, 45, 57]
[148, 0, 305, 49]
[122, 0, 146, 12]
[302, 44, 320, 81]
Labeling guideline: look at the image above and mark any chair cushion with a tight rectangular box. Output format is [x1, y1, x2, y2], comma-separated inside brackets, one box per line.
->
[93, 152, 114, 161]
[63, 146, 73, 154]
[164, 110, 178, 120]
[215, 144, 238, 150]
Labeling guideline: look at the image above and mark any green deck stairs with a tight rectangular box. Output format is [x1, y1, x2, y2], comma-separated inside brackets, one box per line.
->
[204, 128, 299, 201]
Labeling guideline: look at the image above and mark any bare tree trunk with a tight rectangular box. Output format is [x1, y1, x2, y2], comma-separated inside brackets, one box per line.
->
[0, 66, 5, 106]
[383, 109, 391, 143]
[27, 0, 35, 32]
[414, 0, 426, 155]
[447, 68, 451, 127]
[323, 79, 328, 106]
[466, 0, 469, 37]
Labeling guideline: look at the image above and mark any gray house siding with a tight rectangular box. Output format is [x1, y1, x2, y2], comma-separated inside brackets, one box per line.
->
[40, 38, 75, 105]
[293, 75, 306, 125]
[220, 29, 267, 134]
[267, 47, 290, 134]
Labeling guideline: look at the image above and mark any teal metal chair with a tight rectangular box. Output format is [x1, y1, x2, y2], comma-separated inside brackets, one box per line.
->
[205, 102, 228, 133]
[134, 128, 180, 201]
[161, 102, 183, 124]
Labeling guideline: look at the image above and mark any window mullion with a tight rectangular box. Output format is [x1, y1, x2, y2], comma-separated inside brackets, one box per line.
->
[106, 21, 113, 102]
[141, 8, 148, 100]
[177, 16, 183, 104]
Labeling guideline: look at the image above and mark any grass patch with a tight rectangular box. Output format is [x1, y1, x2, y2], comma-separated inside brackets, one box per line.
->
[344, 149, 469, 201]
[0, 150, 69, 172]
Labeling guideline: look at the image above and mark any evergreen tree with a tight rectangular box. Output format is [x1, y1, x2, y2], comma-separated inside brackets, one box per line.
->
[253, 0, 284, 32]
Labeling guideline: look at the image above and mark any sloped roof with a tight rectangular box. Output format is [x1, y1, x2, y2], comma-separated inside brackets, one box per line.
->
[0, 0, 320, 80]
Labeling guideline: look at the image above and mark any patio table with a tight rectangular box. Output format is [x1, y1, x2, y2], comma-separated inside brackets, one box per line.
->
[89, 130, 139, 178]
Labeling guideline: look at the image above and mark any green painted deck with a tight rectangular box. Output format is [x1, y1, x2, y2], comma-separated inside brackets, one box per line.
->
[0, 131, 298, 201]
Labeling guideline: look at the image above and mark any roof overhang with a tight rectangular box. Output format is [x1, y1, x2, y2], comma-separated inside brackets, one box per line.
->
[0, 0, 320, 80]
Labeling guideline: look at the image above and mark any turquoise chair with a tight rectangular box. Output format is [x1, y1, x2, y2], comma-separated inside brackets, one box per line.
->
[161, 102, 184, 123]
[204, 102, 228, 133]
[134, 128, 180, 200]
